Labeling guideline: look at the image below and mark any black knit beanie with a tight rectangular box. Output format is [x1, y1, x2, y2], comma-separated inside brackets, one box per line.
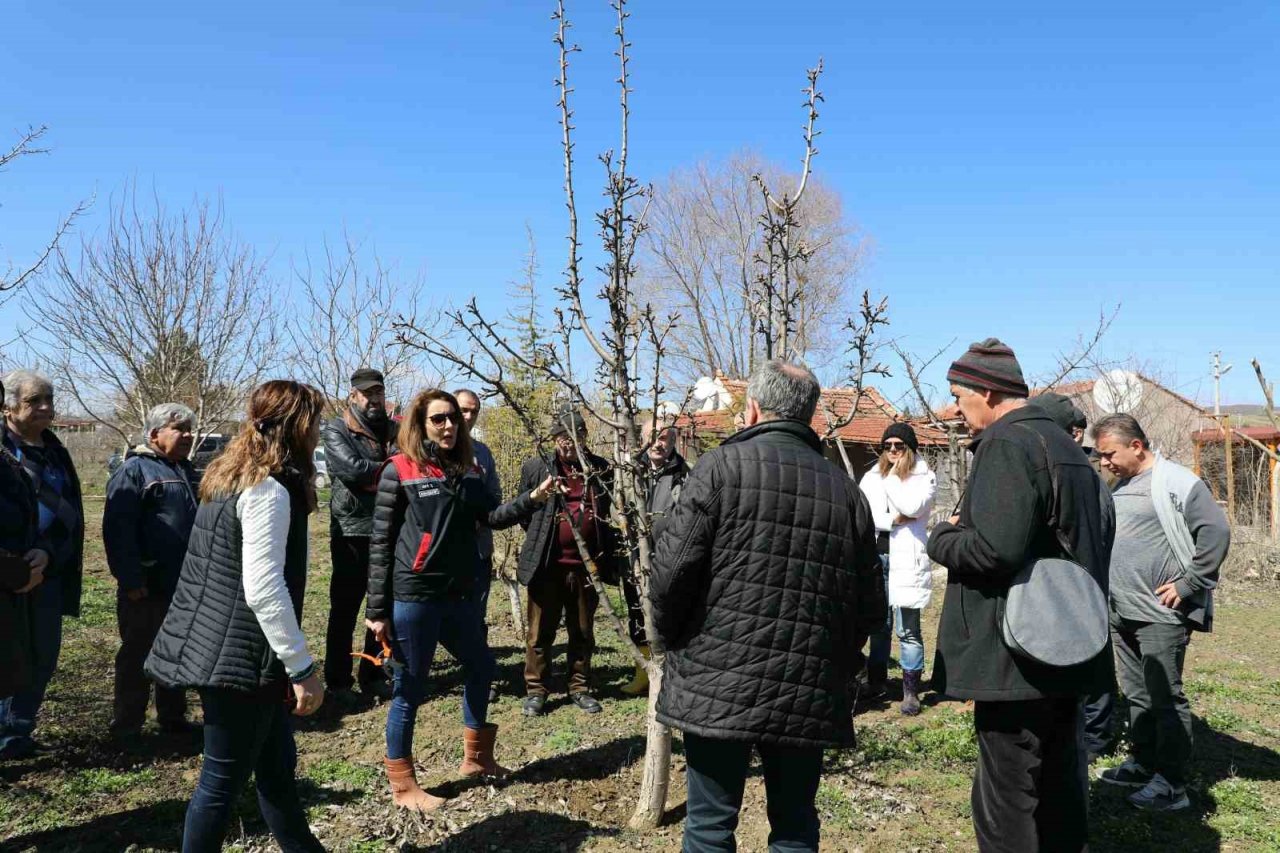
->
[946, 338, 1029, 397]
[881, 422, 918, 452]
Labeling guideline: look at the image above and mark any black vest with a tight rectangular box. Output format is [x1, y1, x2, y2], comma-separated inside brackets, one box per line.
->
[146, 472, 310, 694]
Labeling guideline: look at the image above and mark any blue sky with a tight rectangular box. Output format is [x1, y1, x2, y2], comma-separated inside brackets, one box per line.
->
[3, 1, 1277, 406]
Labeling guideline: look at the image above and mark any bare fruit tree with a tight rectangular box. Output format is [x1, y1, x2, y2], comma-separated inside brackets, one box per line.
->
[284, 232, 421, 410]
[30, 186, 279, 449]
[638, 149, 867, 385]
[820, 290, 892, 477]
[1, 125, 90, 300]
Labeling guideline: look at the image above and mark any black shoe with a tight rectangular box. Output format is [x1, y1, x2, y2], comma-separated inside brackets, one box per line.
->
[488, 684, 498, 704]
[569, 692, 603, 714]
[522, 694, 547, 717]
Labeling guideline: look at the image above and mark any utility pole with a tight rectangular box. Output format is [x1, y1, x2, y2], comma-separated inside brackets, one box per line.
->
[1212, 351, 1233, 418]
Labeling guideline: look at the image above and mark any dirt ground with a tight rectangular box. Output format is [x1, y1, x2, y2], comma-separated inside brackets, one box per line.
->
[2, 507, 1279, 852]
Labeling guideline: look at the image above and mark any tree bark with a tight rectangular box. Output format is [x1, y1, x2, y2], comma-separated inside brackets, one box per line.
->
[628, 656, 673, 830]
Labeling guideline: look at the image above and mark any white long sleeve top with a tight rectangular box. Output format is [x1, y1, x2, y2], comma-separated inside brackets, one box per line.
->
[237, 477, 313, 678]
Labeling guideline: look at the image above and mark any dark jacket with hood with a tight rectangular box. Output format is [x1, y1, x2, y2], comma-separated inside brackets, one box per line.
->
[3, 428, 84, 617]
[650, 419, 883, 749]
[0, 446, 39, 698]
[322, 408, 393, 537]
[103, 446, 198, 598]
[366, 450, 532, 618]
[927, 405, 1114, 701]
[508, 450, 619, 586]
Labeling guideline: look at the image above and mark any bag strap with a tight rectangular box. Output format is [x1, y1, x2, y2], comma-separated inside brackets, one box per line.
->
[1012, 422, 1078, 564]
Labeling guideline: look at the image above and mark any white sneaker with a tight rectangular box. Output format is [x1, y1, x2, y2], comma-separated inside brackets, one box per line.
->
[1127, 773, 1190, 811]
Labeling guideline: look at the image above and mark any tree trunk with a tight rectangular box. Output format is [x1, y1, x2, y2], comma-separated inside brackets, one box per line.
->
[628, 656, 673, 830]
[504, 578, 525, 636]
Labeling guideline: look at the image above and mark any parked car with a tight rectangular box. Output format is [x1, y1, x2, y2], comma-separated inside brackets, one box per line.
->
[191, 433, 232, 481]
[313, 447, 329, 489]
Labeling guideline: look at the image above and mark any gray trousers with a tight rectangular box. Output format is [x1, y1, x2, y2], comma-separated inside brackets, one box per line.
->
[1111, 613, 1193, 787]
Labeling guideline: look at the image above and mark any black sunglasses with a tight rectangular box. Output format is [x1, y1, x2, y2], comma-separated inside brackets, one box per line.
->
[882, 441, 907, 451]
[427, 412, 459, 426]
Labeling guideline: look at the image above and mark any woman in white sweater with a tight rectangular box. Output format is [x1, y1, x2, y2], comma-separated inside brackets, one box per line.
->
[859, 423, 937, 715]
[147, 380, 327, 852]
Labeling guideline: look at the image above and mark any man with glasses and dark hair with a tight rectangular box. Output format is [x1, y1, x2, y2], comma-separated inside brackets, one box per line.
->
[501, 410, 618, 717]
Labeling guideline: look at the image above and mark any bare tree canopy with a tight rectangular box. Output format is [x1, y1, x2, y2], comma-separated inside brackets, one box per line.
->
[30, 185, 279, 446]
[637, 149, 869, 385]
[1, 125, 90, 300]
[284, 232, 422, 410]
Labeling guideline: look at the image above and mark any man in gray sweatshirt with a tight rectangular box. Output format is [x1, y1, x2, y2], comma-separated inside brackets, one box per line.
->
[1092, 413, 1230, 812]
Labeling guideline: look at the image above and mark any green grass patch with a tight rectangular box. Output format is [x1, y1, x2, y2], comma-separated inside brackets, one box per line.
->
[60, 766, 159, 798]
[858, 711, 978, 766]
[545, 728, 583, 753]
[1208, 777, 1280, 845]
[76, 573, 118, 628]
[814, 783, 857, 830]
[1200, 707, 1245, 734]
[306, 758, 380, 790]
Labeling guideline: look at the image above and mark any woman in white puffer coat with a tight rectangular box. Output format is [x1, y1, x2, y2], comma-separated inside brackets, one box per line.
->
[859, 423, 936, 715]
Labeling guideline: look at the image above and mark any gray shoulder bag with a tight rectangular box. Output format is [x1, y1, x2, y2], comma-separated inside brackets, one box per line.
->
[1001, 426, 1109, 668]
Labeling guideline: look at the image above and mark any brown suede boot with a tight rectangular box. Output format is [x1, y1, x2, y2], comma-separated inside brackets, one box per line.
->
[384, 756, 446, 812]
[459, 724, 510, 778]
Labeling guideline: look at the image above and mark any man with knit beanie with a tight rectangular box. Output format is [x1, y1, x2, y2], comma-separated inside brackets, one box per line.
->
[928, 338, 1113, 853]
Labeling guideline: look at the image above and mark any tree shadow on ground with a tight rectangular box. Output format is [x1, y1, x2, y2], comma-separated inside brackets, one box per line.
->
[509, 734, 646, 786]
[406, 809, 619, 852]
[0, 798, 189, 852]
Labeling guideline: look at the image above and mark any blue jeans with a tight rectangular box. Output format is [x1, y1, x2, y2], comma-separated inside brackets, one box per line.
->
[386, 598, 495, 759]
[0, 579, 63, 754]
[475, 557, 493, 638]
[183, 687, 322, 853]
[682, 732, 822, 852]
[867, 556, 925, 673]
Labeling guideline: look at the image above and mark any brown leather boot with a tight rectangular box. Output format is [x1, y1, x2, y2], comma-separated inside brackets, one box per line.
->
[459, 724, 510, 778]
[384, 756, 446, 812]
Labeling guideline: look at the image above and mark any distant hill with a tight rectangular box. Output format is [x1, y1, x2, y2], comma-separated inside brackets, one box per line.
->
[1220, 404, 1275, 427]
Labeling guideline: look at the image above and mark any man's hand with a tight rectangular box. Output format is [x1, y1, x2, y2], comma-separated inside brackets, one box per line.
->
[1155, 583, 1182, 609]
[365, 618, 389, 644]
[530, 475, 564, 503]
[24, 549, 49, 573]
[893, 513, 912, 526]
[15, 566, 43, 594]
[948, 514, 961, 526]
[126, 587, 149, 602]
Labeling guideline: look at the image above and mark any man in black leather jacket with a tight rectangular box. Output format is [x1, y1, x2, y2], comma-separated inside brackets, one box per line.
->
[321, 368, 394, 700]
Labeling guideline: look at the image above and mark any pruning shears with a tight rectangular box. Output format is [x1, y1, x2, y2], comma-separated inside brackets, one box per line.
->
[352, 638, 404, 675]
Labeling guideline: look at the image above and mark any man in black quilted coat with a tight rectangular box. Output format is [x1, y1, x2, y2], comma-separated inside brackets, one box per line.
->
[651, 358, 882, 853]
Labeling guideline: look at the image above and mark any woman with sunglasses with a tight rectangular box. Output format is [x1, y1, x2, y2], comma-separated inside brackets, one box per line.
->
[366, 389, 555, 812]
[859, 423, 937, 715]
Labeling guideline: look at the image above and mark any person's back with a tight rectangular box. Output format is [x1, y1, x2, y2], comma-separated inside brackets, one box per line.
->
[650, 358, 881, 853]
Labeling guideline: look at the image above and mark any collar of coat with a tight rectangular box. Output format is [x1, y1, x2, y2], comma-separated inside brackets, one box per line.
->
[965, 404, 1052, 453]
[723, 418, 823, 453]
[344, 406, 390, 444]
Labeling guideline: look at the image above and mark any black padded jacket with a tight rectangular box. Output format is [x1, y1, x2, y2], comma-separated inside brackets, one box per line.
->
[650, 419, 883, 749]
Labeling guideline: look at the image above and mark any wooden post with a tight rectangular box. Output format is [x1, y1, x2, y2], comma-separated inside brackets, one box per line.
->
[1271, 440, 1278, 541]
[1224, 415, 1235, 522]
[1194, 437, 1202, 478]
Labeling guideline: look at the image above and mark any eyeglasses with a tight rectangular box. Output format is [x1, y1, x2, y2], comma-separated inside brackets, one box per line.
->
[427, 412, 458, 426]
[882, 441, 907, 451]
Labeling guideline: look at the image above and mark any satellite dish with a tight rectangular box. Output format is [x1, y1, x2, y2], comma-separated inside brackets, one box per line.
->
[1092, 369, 1145, 413]
[692, 376, 732, 412]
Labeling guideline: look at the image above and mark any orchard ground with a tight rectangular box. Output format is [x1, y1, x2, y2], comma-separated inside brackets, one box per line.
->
[2, 489, 1279, 851]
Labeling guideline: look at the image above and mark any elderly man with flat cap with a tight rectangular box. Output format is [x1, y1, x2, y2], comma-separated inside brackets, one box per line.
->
[321, 368, 395, 703]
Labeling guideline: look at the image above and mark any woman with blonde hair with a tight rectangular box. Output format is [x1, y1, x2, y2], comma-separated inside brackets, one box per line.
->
[366, 388, 555, 812]
[859, 423, 937, 715]
[147, 380, 327, 852]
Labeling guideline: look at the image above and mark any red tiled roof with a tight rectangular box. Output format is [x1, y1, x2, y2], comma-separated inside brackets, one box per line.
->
[1192, 425, 1280, 444]
[677, 379, 948, 447]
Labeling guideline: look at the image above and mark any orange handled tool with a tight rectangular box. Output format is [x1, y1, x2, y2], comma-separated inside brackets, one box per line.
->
[352, 638, 403, 674]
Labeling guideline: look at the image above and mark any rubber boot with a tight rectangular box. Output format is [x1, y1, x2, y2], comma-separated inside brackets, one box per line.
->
[458, 724, 510, 778]
[384, 756, 446, 812]
[900, 669, 922, 716]
[620, 645, 651, 696]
